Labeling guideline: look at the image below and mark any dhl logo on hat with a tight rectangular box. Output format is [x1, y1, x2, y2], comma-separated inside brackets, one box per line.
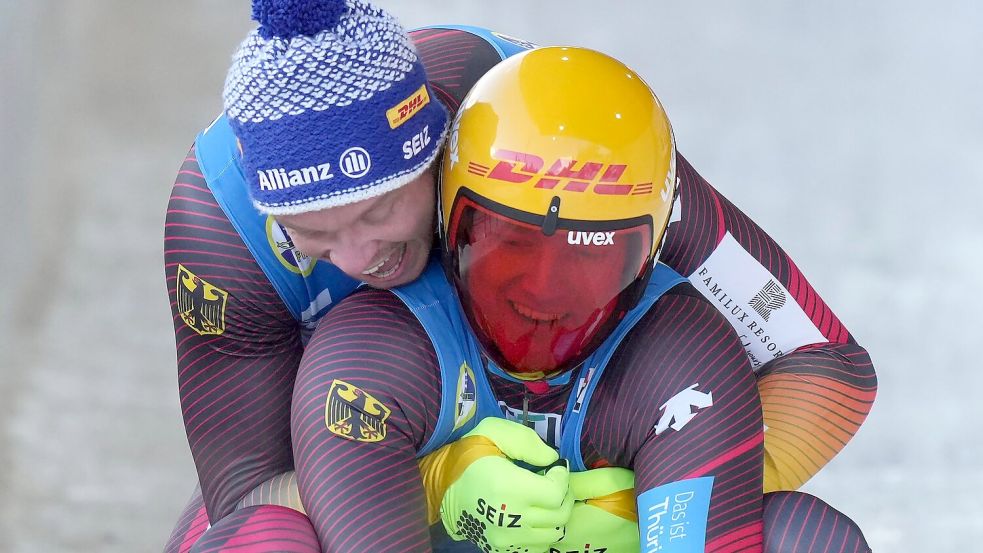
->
[387, 84, 431, 129]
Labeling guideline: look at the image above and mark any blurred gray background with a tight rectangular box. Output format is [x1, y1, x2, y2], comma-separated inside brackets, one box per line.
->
[1, 1, 980, 551]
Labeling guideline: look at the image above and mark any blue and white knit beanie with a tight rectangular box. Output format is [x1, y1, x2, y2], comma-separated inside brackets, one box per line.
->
[224, 0, 449, 215]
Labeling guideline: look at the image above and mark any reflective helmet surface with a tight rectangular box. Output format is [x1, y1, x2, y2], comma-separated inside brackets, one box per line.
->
[441, 46, 677, 379]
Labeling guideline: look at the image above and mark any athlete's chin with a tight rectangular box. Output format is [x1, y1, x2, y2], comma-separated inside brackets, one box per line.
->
[500, 350, 559, 376]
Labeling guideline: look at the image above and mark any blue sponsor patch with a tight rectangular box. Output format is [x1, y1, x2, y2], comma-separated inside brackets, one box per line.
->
[637, 476, 714, 553]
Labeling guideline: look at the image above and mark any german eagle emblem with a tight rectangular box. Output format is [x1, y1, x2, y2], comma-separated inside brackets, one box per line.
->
[176, 264, 228, 336]
[325, 380, 392, 442]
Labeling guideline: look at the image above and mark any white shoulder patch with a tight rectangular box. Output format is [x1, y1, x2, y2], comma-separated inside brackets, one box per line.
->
[654, 383, 713, 436]
[688, 232, 827, 369]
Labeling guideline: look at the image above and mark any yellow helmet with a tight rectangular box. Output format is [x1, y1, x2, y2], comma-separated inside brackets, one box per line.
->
[441, 47, 677, 379]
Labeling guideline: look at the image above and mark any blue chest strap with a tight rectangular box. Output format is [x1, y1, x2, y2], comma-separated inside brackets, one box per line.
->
[558, 263, 688, 470]
[194, 115, 359, 333]
[395, 261, 687, 466]
[390, 261, 502, 457]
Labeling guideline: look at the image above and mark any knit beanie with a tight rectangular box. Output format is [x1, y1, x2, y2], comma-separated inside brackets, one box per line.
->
[223, 0, 449, 215]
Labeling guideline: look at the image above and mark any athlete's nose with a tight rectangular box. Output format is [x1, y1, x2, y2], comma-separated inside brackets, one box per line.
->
[519, 245, 568, 301]
[327, 238, 381, 279]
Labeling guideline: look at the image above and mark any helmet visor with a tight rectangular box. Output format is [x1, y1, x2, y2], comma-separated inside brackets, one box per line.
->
[446, 192, 653, 377]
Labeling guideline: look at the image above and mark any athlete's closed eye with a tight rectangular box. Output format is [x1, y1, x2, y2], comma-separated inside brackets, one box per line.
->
[361, 197, 395, 226]
[281, 223, 334, 244]
[500, 227, 535, 249]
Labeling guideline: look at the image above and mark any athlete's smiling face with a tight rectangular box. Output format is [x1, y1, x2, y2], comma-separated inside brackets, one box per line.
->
[275, 171, 436, 289]
[454, 207, 648, 376]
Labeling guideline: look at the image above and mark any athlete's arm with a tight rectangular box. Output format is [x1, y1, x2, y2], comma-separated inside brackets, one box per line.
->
[290, 288, 443, 553]
[585, 288, 766, 551]
[165, 146, 304, 521]
[165, 24, 524, 529]
[661, 153, 877, 490]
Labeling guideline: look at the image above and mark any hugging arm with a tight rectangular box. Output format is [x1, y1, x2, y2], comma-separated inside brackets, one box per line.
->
[165, 146, 304, 521]
[662, 153, 876, 491]
[290, 289, 443, 552]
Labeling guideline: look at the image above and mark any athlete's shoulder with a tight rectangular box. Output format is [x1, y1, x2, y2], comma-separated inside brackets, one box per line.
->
[410, 25, 537, 60]
[194, 114, 240, 181]
[165, 146, 299, 344]
[166, 144, 231, 240]
[665, 151, 854, 351]
[621, 281, 751, 371]
[409, 25, 538, 111]
[596, 281, 757, 441]
[305, 287, 439, 381]
[321, 287, 422, 330]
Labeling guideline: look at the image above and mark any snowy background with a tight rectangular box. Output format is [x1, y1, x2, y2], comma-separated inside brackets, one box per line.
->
[1, 1, 980, 551]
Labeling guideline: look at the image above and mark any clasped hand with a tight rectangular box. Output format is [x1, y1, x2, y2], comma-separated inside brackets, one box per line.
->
[433, 418, 638, 553]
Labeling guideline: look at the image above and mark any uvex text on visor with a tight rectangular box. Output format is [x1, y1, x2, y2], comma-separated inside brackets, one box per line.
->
[439, 46, 678, 380]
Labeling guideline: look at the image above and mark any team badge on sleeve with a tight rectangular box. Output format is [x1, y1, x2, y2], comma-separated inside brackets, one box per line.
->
[266, 216, 316, 276]
[325, 380, 392, 442]
[176, 264, 228, 336]
[453, 362, 478, 430]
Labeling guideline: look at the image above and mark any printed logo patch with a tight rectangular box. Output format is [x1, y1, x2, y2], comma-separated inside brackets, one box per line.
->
[266, 216, 316, 276]
[453, 362, 478, 430]
[447, 115, 461, 170]
[387, 84, 431, 129]
[572, 366, 597, 414]
[688, 232, 827, 369]
[257, 163, 333, 191]
[567, 230, 615, 246]
[638, 476, 714, 552]
[325, 380, 391, 443]
[470, 149, 654, 196]
[402, 124, 432, 160]
[176, 264, 228, 336]
[339, 147, 371, 179]
[654, 384, 713, 436]
[748, 280, 786, 321]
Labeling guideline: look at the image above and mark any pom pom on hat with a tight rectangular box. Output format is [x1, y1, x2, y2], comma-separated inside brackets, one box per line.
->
[224, 0, 449, 215]
[252, 0, 349, 39]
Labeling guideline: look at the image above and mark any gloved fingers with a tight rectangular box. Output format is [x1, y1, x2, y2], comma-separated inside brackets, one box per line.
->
[569, 466, 634, 500]
[514, 498, 575, 531]
[567, 500, 609, 523]
[554, 501, 641, 553]
[540, 463, 571, 498]
[485, 526, 565, 552]
[482, 459, 568, 508]
[469, 418, 559, 467]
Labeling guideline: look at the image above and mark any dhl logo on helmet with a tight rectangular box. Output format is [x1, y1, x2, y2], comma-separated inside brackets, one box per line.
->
[468, 148, 655, 197]
[466, 148, 676, 205]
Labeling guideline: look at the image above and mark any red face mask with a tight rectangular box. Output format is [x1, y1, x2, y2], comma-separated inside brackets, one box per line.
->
[447, 196, 652, 378]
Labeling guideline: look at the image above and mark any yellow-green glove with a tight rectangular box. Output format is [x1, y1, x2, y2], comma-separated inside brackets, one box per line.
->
[420, 418, 574, 553]
[549, 468, 638, 553]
